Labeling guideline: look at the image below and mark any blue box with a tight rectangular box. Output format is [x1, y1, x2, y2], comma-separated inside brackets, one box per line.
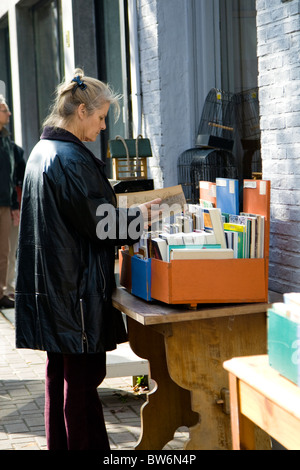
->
[268, 308, 300, 386]
[216, 178, 239, 215]
[131, 256, 152, 301]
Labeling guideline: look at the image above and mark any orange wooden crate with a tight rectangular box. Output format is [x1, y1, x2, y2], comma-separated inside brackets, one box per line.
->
[119, 180, 270, 306]
[151, 258, 268, 305]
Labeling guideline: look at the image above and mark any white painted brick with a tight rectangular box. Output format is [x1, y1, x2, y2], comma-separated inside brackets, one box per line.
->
[257, 0, 300, 292]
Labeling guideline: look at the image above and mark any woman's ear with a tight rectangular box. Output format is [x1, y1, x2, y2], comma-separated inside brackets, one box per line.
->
[77, 103, 86, 120]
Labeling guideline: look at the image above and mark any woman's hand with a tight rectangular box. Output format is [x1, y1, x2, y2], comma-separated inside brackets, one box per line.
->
[11, 209, 20, 227]
[138, 198, 162, 228]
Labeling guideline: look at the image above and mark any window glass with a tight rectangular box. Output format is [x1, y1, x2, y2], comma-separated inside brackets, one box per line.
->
[220, 0, 258, 93]
[219, 0, 261, 178]
[32, 0, 64, 131]
[95, 0, 132, 176]
[95, 0, 131, 140]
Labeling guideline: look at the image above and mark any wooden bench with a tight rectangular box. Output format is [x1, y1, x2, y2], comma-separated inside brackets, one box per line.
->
[106, 342, 149, 379]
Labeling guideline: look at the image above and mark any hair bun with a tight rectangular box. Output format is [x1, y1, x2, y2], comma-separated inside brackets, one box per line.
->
[73, 67, 84, 79]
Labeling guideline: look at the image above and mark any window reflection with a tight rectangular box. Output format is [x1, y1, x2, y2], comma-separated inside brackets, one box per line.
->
[32, 0, 64, 131]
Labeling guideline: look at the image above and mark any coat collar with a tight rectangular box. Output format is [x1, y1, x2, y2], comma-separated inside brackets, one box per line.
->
[41, 126, 105, 166]
[0, 127, 10, 138]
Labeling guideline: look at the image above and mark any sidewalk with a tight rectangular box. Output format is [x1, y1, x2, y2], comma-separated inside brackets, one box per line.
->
[0, 309, 189, 451]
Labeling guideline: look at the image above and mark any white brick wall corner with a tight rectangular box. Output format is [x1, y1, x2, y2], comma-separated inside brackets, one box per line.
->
[257, 0, 300, 293]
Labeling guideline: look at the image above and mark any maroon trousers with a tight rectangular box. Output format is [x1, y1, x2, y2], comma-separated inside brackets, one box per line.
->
[45, 352, 110, 451]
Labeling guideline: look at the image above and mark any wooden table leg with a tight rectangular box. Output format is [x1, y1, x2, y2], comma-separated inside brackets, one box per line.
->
[228, 372, 256, 450]
[163, 313, 271, 450]
[228, 372, 242, 450]
[127, 317, 198, 450]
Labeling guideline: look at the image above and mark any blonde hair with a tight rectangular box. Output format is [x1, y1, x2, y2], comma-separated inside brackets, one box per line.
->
[43, 68, 121, 128]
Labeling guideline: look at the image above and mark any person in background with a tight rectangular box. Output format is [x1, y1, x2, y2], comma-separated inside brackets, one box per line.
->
[0, 95, 21, 309]
[5, 142, 26, 300]
[15, 68, 161, 451]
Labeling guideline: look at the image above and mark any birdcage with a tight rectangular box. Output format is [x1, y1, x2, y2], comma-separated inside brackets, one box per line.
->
[196, 89, 235, 151]
[234, 88, 260, 147]
[234, 88, 261, 178]
[178, 88, 238, 203]
[177, 148, 198, 203]
[190, 149, 238, 204]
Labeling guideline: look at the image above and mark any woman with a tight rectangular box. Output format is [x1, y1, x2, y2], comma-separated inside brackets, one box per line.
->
[15, 69, 160, 450]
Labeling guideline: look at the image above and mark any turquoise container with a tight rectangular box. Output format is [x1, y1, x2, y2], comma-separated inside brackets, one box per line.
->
[268, 308, 300, 386]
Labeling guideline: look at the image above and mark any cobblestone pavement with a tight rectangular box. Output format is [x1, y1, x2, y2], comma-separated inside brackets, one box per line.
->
[0, 311, 189, 451]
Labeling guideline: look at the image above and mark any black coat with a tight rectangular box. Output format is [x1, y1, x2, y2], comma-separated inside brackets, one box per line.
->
[15, 127, 143, 354]
[0, 129, 23, 210]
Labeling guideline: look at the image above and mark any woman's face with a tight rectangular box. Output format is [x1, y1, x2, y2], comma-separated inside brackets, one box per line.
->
[0, 103, 11, 130]
[80, 102, 110, 142]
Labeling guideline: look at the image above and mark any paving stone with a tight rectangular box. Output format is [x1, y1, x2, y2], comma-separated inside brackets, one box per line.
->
[0, 440, 13, 449]
[4, 422, 30, 434]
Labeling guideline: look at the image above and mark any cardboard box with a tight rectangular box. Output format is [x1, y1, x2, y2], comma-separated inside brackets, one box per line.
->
[151, 258, 268, 305]
[131, 256, 152, 301]
[119, 252, 268, 306]
[119, 250, 152, 301]
[268, 308, 300, 386]
[118, 181, 270, 306]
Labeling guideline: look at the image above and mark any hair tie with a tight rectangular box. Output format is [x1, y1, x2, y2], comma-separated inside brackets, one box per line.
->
[71, 76, 87, 94]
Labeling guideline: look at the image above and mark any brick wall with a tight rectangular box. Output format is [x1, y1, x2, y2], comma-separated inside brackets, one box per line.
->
[257, 0, 300, 293]
[138, 0, 164, 187]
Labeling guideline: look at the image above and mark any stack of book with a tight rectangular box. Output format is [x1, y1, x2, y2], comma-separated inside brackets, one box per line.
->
[119, 178, 270, 305]
[126, 210, 231, 263]
[124, 178, 269, 262]
[200, 178, 269, 259]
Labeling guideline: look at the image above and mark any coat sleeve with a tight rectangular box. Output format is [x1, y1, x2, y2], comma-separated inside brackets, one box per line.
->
[50, 157, 144, 247]
[13, 142, 26, 187]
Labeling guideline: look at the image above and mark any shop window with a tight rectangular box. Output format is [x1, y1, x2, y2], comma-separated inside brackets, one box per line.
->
[219, 0, 258, 94]
[95, 0, 132, 163]
[219, 0, 261, 178]
[32, 0, 64, 131]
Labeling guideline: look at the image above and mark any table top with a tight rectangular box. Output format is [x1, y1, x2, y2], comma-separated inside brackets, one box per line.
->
[112, 287, 269, 326]
[224, 355, 300, 420]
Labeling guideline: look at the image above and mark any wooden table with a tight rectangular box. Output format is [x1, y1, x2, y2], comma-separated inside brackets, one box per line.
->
[112, 287, 270, 450]
[224, 355, 300, 450]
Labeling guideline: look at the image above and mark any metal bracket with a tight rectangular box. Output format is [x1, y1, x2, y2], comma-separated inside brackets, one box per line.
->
[216, 388, 230, 415]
